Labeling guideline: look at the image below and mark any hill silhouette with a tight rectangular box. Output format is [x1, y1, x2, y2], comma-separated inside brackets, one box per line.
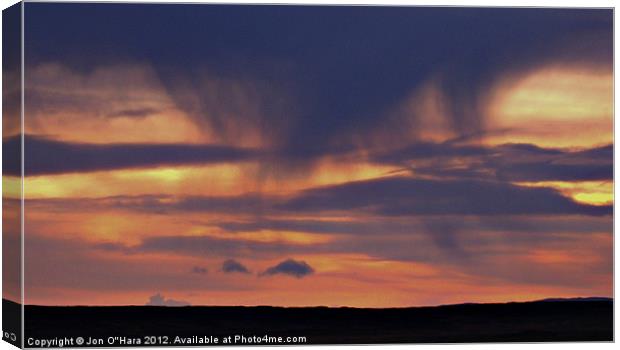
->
[3, 298, 613, 345]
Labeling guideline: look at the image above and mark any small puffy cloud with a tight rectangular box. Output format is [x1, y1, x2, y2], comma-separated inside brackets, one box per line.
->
[260, 259, 314, 278]
[221, 259, 250, 274]
[146, 293, 190, 307]
[191, 266, 208, 274]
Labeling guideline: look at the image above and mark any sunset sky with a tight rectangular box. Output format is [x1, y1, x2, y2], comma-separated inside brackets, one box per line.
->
[3, 4, 613, 307]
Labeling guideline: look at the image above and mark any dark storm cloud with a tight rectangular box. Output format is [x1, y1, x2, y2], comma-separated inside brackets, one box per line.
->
[260, 259, 314, 278]
[372, 142, 613, 182]
[25, 4, 612, 159]
[278, 177, 611, 216]
[221, 259, 250, 274]
[2, 135, 260, 176]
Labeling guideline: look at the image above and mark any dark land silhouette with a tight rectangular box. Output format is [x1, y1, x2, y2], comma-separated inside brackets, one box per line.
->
[3, 298, 613, 346]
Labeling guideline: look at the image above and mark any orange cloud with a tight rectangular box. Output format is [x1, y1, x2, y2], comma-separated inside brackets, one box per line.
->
[485, 65, 612, 148]
[517, 180, 612, 206]
[22, 158, 397, 199]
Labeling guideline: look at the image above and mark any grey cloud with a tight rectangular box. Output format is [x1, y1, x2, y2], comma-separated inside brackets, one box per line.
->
[146, 293, 190, 307]
[221, 259, 250, 274]
[260, 259, 314, 278]
[107, 107, 161, 119]
[372, 142, 613, 182]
